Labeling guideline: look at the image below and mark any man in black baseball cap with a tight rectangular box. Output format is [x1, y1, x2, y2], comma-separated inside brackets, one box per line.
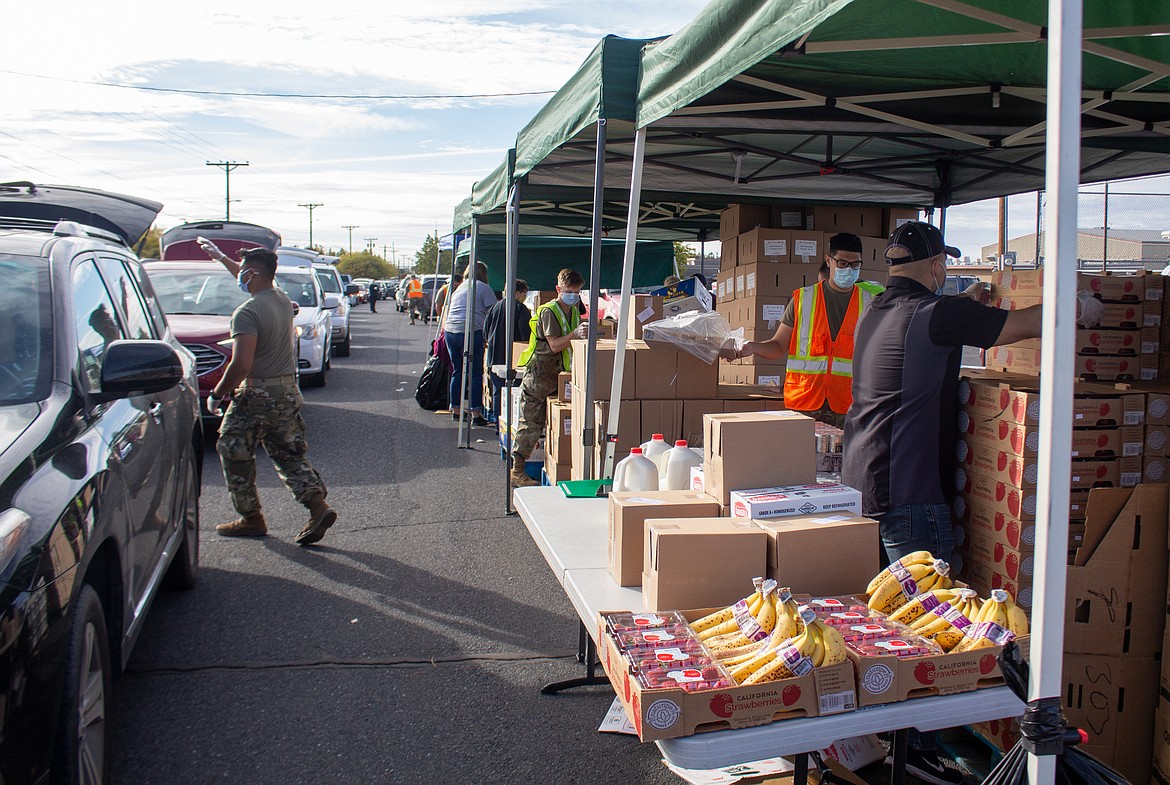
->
[841, 220, 1104, 782]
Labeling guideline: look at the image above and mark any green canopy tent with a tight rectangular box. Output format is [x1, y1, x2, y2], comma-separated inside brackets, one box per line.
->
[454, 235, 674, 291]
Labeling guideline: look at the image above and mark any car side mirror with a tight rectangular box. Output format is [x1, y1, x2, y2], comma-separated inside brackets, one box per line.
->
[291, 302, 300, 316]
[93, 340, 183, 403]
[323, 295, 340, 309]
[345, 284, 359, 296]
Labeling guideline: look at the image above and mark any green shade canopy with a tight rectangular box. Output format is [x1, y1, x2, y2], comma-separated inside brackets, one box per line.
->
[454, 235, 675, 291]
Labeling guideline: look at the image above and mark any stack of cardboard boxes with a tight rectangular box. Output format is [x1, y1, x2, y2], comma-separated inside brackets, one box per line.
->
[986, 268, 1163, 381]
[715, 203, 917, 386]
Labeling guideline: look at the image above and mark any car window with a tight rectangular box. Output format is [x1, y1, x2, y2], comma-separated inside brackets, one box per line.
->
[149, 267, 247, 316]
[96, 255, 155, 340]
[125, 260, 169, 337]
[277, 272, 318, 307]
[315, 270, 341, 294]
[0, 254, 52, 404]
[72, 258, 126, 393]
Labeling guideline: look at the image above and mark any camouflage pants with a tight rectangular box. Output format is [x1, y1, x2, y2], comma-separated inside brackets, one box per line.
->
[217, 382, 326, 516]
[512, 359, 561, 462]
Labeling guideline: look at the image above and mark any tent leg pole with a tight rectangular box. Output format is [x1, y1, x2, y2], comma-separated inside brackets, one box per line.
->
[583, 118, 607, 481]
[1029, 1, 1082, 784]
[601, 127, 647, 481]
[457, 221, 478, 448]
[504, 179, 521, 511]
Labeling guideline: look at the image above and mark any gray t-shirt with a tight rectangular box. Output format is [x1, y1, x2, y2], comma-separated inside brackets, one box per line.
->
[230, 287, 297, 379]
[533, 304, 569, 360]
[781, 282, 855, 340]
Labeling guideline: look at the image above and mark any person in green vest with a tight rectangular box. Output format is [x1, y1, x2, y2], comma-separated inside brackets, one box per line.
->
[510, 268, 588, 487]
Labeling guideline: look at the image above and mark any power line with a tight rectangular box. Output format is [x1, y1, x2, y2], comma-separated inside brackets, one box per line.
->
[0, 68, 556, 101]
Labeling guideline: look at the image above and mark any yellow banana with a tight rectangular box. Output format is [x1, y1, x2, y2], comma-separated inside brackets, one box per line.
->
[730, 648, 778, 683]
[697, 617, 741, 641]
[806, 623, 826, 668]
[1004, 595, 1029, 636]
[818, 623, 849, 666]
[691, 579, 765, 634]
[933, 629, 966, 652]
[865, 550, 936, 595]
[887, 588, 961, 625]
[868, 560, 950, 614]
[754, 591, 778, 635]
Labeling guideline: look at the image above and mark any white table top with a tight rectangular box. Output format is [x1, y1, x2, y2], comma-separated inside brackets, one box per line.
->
[515, 484, 1025, 769]
[514, 486, 609, 583]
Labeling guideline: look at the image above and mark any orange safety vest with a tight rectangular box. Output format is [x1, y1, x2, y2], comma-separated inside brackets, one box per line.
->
[407, 279, 424, 299]
[784, 281, 882, 414]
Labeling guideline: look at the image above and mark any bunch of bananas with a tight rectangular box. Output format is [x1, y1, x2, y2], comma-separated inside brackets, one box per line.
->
[951, 589, 1029, 652]
[713, 590, 803, 665]
[727, 609, 850, 686]
[690, 579, 781, 651]
[887, 587, 966, 626]
[904, 588, 983, 651]
[866, 554, 952, 614]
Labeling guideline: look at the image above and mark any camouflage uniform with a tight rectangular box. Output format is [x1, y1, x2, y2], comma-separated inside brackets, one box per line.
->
[217, 381, 326, 515]
[512, 355, 561, 461]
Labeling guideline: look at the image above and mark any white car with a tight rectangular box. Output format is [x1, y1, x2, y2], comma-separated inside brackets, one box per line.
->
[275, 259, 337, 387]
[312, 263, 352, 356]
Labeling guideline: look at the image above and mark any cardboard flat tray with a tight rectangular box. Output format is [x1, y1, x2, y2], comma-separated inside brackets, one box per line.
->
[559, 480, 611, 498]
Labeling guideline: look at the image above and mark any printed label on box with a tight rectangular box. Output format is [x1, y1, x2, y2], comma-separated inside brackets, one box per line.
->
[637, 306, 655, 323]
[794, 240, 818, 258]
[564, 418, 572, 436]
[762, 304, 786, 321]
[778, 211, 803, 228]
[764, 239, 788, 256]
[819, 690, 856, 715]
[748, 272, 756, 290]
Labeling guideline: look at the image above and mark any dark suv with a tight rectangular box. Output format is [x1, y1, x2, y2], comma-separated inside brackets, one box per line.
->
[0, 183, 202, 785]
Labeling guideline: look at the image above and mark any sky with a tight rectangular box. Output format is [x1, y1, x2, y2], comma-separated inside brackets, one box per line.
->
[3, 1, 1168, 266]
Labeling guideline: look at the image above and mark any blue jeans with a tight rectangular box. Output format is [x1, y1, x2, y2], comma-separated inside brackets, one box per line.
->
[873, 503, 954, 753]
[444, 331, 485, 413]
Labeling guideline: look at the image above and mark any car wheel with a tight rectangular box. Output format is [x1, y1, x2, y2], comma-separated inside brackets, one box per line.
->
[53, 584, 110, 785]
[164, 447, 200, 590]
[335, 329, 351, 357]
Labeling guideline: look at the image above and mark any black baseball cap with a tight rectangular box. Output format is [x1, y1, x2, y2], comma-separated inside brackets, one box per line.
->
[885, 221, 961, 264]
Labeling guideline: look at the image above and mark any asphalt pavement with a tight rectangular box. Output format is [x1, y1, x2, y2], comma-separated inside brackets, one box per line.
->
[110, 307, 679, 784]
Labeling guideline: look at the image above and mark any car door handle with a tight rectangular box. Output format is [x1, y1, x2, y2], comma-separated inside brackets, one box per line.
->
[149, 402, 164, 423]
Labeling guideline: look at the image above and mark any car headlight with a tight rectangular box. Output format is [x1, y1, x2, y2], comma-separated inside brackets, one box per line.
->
[0, 508, 32, 576]
[295, 325, 304, 338]
[300, 324, 318, 340]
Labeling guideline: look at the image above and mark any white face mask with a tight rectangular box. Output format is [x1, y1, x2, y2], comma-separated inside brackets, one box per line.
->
[237, 269, 253, 294]
[933, 262, 946, 295]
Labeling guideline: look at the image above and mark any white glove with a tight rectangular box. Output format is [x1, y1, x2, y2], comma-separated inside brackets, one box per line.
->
[197, 236, 229, 262]
[572, 323, 589, 340]
[961, 281, 991, 305]
[206, 393, 227, 416]
[1076, 290, 1105, 328]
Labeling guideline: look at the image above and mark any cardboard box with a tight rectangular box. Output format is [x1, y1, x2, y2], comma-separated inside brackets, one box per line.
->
[789, 231, 823, 264]
[557, 372, 572, 402]
[546, 399, 572, 462]
[1147, 425, 1170, 457]
[882, 208, 920, 236]
[772, 204, 807, 229]
[717, 275, 734, 302]
[809, 206, 882, 237]
[955, 454, 1121, 492]
[958, 373, 1140, 427]
[570, 339, 635, 401]
[858, 236, 888, 267]
[1145, 454, 1170, 484]
[729, 483, 863, 520]
[641, 400, 683, 444]
[689, 465, 704, 492]
[728, 296, 793, 334]
[607, 491, 722, 586]
[598, 609, 856, 741]
[991, 294, 1043, 311]
[1138, 387, 1170, 424]
[720, 204, 771, 239]
[753, 513, 879, 595]
[1079, 271, 1149, 302]
[1065, 485, 1169, 656]
[961, 529, 1035, 582]
[1077, 354, 1147, 381]
[850, 633, 1018, 707]
[954, 494, 1037, 550]
[704, 411, 816, 505]
[739, 228, 793, 264]
[1076, 328, 1141, 356]
[991, 267, 1044, 296]
[682, 400, 724, 446]
[960, 422, 1138, 460]
[963, 558, 1031, 611]
[594, 399, 641, 464]
[743, 263, 816, 299]
[627, 294, 664, 340]
[634, 344, 680, 400]
[720, 237, 738, 270]
[1153, 696, 1170, 784]
[1063, 654, 1160, 784]
[735, 269, 747, 299]
[652, 277, 714, 318]
[675, 349, 720, 400]
[544, 454, 571, 484]
[643, 519, 769, 610]
[968, 719, 1020, 755]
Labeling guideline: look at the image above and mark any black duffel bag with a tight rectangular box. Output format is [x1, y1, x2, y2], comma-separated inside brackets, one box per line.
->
[415, 340, 451, 411]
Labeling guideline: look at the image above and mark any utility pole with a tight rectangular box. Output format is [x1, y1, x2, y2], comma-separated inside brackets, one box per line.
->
[298, 203, 324, 249]
[342, 225, 359, 254]
[364, 238, 377, 254]
[206, 161, 248, 220]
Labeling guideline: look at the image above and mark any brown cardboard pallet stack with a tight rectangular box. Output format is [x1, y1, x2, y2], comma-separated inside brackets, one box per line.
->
[986, 267, 1164, 382]
[564, 338, 784, 480]
[714, 203, 917, 387]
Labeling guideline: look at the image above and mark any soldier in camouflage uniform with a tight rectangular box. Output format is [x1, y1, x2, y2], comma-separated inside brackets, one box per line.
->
[198, 241, 337, 545]
[510, 268, 588, 487]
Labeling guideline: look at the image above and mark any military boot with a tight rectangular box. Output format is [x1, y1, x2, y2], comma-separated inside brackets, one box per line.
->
[295, 496, 338, 545]
[510, 465, 539, 487]
[216, 512, 268, 537]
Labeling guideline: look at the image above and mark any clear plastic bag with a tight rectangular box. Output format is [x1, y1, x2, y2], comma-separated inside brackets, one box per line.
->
[641, 310, 745, 365]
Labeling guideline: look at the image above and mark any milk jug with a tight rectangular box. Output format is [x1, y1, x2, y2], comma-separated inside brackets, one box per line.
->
[640, 433, 671, 474]
[612, 448, 660, 492]
[663, 440, 702, 490]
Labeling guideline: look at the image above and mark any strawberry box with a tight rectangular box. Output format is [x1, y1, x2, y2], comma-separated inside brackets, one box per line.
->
[957, 374, 1131, 427]
[1076, 328, 1141, 356]
[960, 529, 1035, 581]
[849, 633, 1025, 707]
[953, 495, 1036, 551]
[597, 609, 857, 741]
[1078, 271, 1152, 302]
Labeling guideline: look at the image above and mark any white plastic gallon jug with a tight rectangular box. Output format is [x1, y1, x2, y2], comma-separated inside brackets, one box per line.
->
[612, 448, 660, 492]
[640, 433, 671, 474]
[663, 440, 702, 490]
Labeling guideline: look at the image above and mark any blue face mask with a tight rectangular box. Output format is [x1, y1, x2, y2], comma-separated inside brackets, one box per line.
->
[237, 269, 253, 294]
[560, 292, 580, 306]
[833, 266, 860, 288]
